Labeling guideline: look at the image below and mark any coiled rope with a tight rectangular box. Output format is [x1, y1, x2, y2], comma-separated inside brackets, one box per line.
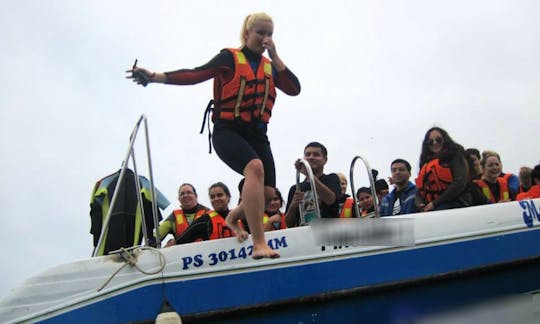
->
[97, 246, 166, 292]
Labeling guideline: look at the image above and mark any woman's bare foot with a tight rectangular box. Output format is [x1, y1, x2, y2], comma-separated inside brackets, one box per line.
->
[252, 243, 280, 259]
[227, 218, 249, 242]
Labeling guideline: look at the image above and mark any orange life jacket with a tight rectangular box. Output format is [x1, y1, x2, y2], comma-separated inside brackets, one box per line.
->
[416, 158, 453, 203]
[207, 211, 233, 240]
[263, 211, 287, 230]
[340, 197, 354, 218]
[215, 48, 276, 123]
[174, 208, 207, 237]
[474, 178, 510, 203]
[516, 185, 540, 201]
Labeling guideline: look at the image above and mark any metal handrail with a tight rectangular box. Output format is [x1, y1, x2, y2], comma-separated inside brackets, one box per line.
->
[295, 159, 322, 225]
[93, 115, 161, 257]
[349, 155, 380, 218]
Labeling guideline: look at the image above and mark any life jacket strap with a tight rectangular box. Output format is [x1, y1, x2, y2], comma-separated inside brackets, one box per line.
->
[260, 77, 270, 117]
[200, 100, 214, 154]
[234, 77, 247, 118]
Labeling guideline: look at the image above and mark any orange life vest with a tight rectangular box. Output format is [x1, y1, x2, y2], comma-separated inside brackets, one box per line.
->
[174, 208, 207, 237]
[263, 211, 287, 230]
[215, 48, 276, 123]
[207, 211, 233, 240]
[474, 178, 510, 203]
[416, 158, 453, 203]
[340, 197, 354, 218]
[516, 185, 540, 200]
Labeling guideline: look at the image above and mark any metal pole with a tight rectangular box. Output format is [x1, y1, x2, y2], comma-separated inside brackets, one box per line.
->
[93, 116, 145, 257]
[143, 116, 161, 246]
[130, 149, 149, 247]
[349, 155, 380, 218]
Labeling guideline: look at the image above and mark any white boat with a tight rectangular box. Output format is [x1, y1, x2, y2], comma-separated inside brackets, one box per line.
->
[1, 198, 539, 323]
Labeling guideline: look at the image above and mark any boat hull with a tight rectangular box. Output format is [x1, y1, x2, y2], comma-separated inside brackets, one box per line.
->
[1, 199, 539, 323]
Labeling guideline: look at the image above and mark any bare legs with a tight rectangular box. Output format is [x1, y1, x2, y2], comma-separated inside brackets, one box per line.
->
[226, 159, 279, 259]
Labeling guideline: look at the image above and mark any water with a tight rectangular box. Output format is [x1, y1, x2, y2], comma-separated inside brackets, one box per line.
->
[200, 260, 540, 323]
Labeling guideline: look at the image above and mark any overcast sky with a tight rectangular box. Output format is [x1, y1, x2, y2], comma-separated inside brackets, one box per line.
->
[1, 0, 538, 296]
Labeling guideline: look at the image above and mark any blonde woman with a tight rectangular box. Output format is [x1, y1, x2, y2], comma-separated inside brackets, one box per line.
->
[128, 13, 301, 259]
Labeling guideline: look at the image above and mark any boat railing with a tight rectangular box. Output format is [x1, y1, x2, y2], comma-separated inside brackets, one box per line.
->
[350, 155, 380, 218]
[92, 115, 161, 257]
[296, 159, 322, 225]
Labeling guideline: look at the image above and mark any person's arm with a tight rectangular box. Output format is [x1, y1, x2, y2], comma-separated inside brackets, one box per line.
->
[313, 174, 338, 206]
[128, 50, 234, 85]
[285, 186, 301, 227]
[158, 213, 175, 241]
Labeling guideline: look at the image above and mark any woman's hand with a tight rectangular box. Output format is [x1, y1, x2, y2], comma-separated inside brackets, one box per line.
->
[422, 202, 435, 212]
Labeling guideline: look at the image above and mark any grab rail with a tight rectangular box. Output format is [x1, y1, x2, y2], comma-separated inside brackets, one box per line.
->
[295, 159, 322, 225]
[93, 115, 161, 257]
[349, 155, 380, 218]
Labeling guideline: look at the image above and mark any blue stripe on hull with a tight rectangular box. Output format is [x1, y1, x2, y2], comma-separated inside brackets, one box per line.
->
[42, 228, 540, 323]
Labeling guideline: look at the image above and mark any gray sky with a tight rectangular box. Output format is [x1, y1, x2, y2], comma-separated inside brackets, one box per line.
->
[1, 0, 538, 296]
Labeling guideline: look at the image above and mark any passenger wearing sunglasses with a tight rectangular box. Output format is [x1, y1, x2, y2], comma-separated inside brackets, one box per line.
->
[415, 127, 472, 212]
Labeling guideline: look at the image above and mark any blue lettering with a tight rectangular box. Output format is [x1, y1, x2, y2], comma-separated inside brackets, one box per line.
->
[238, 247, 247, 259]
[208, 253, 218, 266]
[520, 201, 537, 227]
[268, 236, 288, 250]
[218, 251, 228, 262]
[181, 256, 193, 270]
[182, 254, 204, 270]
[193, 254, 204, 267]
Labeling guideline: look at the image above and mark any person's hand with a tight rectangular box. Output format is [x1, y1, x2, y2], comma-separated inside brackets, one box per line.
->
[294, 159, 307, 176]
[262, 36, 277, 58]
[125, 66, 155, 86]
[422, 202, 435, 212]
[290, 191, 304, 208]
[164, 238, 176, 247]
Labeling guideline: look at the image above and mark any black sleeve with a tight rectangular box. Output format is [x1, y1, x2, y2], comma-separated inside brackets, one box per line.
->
[175, 215, 213, 244]
[321, 174, 342, 218]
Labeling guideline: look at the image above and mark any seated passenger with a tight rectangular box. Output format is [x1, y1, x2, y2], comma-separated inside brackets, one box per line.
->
[168, 182, 234, 246]
[415, 127, 472, 212]
[158, 183, 210, 246]
[380, 159, 418, 216]
[519, 166, 533, 194]
[369, 169, 389, 205]
[473, 153, 513, 203]
[285, 142, 342, 227]
[336, 172, 355, 218]
[356, 187, 376, 218]
[481, 150, 520, 197]
[465, 148, 483, 180]
[516, 165, 540, 200]
[263, 187, 287, 231]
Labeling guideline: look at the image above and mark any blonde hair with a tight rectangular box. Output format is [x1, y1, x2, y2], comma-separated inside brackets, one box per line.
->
[337, 172, 347, 185]
[240, 12, 273, 46]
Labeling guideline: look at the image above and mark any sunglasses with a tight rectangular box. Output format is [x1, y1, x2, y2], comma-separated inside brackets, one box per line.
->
[428, 137, 444, 145]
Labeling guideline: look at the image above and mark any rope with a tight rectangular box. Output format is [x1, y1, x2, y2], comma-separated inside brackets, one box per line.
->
[97, 246, 166, 292]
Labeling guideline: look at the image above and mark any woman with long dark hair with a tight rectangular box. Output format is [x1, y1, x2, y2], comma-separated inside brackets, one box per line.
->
[415, 127, 472, 212]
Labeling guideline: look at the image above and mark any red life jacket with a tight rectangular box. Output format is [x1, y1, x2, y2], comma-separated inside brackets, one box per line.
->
[340, 197, 354, 218]
[215, 48, 276, 123]
[416, 158, 453, 203]
[207, 211, 233, 240]
[473, 178, 510, 203]
[174, 208, 207, 237]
